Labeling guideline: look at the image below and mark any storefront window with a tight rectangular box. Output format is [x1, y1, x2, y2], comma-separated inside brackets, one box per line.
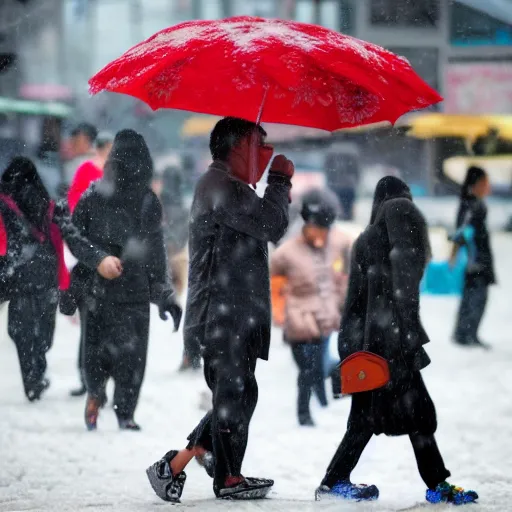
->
[371, 0, 439, 27]
[451, 2, 512, 46]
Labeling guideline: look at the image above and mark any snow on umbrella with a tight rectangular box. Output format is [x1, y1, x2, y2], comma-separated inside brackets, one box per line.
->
[88, 16, 442, 132]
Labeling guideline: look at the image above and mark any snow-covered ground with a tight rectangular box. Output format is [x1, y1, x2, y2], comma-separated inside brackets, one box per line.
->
[1, 234, 512, 512]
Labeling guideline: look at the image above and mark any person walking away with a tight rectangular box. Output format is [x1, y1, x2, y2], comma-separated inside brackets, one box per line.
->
[452, 166, 494, 349]
[69, 129, 182, 431]
[0, 157, 117, 401]
[160, 166, 196, 370]
[65, 131, 114, 397]
[270, 188, 350, 426]
[316, 176, 478, 505]
[324, 146, 360, 221]
[146, 117, 293, 502]
[62, 123, 98, 190]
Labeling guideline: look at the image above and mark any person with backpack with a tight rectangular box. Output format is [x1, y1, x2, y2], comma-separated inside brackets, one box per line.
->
[68, 129, 182, 431]
[0, 157, 118, 401]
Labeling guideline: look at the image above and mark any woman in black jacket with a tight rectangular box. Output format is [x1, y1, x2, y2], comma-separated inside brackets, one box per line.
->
[316, 177, 478, 506]
[453, 166, 494, 348]
[69, 129, 182, 431]
[0, 157, 114, 401]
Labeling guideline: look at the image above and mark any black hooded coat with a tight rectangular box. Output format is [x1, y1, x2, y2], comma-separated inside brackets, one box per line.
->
[69, 129, 172, 304]
[68, 130, 174, 420]
[339, 176, 436, 436]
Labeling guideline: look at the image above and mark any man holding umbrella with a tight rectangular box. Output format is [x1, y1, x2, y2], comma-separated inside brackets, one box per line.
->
[147, 117, 293, 502]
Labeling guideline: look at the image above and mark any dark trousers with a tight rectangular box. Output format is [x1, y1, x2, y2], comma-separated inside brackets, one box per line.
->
[454, 276, 488, 344]
[186, 337, 259, 488]
[83, 301, 149, 420]
[8, 289, 57, 397]
[76, 302, 87, 387]
[291, 341, 325, 420]
[322, 421, 451, 490]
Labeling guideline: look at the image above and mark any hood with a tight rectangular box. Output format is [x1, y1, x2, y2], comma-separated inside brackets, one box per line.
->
[370, 176, 412, 224]
[103, 129, 153, 191]
[1, 156, 50, 230]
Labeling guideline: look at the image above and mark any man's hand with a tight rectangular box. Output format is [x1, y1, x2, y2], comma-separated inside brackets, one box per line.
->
[97, 256, 123, 280]
[270, 155, 294, 179]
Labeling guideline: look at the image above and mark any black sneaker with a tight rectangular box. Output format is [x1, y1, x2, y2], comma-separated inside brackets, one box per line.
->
[26, 378, 50, 402]
[146, 450, 187, 503]
[118, 418, 141, 431]
[215, 477, 274, 500]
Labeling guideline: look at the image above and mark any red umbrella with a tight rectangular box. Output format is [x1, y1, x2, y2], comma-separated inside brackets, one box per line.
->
[89, 16, 442, 132]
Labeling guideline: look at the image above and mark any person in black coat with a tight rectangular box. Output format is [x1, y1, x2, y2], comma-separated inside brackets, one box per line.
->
[316, 177, 478, 505]
[452, 166, 494, 348]
[68, 129, 182, 431]
[0, 157, 110, 401]
[147, 117, 293, 502]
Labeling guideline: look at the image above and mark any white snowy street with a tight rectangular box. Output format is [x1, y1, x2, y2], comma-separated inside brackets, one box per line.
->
[1, 233, 512, 512]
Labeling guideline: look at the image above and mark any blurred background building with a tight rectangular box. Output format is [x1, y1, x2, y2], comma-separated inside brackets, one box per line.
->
[1, 0, 512, 206]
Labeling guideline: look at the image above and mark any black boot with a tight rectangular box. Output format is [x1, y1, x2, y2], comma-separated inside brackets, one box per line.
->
[214, 477, 274, 500]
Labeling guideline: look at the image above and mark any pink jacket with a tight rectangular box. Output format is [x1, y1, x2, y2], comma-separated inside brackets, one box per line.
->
[271, 227, 353, 342]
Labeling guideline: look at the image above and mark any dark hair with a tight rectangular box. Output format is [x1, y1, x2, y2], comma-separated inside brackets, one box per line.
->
[209, 117, 266, 161]
[71, 122, 98, 144]
[370, 176, 412, 224]
[1, 156, 50, 229]
[461, 166, 487, 199]
[103, 129, 153, 188]
[301, 188, 340, 228]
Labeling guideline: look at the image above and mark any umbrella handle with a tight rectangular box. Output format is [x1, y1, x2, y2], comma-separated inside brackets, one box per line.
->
[256, 84, 270, 126]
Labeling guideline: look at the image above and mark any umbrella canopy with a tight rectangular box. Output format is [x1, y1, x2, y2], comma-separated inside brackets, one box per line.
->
[89, 16, 442, 132]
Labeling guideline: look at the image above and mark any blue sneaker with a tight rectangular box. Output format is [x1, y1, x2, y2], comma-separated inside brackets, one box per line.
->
[426, 482, 478, 505]
[315, 481, 379, 502]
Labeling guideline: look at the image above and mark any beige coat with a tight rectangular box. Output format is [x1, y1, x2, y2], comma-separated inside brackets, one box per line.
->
[270, 227, 353, 342]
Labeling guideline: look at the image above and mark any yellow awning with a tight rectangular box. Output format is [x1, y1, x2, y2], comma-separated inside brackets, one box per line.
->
[406, 113, 512, 141]
[181, 116, 220, 138]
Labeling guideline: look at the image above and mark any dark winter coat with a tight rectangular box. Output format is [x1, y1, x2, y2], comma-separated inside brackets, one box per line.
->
[339, 176, 435, 436]
[69, 129, 172, 304]
[456, 195, 495, 286]
[0, 158, 91, 300]
[184, 161, 291, 361]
